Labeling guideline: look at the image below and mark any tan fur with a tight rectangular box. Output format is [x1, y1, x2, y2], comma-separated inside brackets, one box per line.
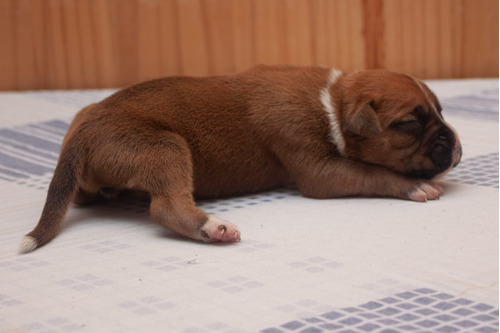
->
[20, 65, 462, 253]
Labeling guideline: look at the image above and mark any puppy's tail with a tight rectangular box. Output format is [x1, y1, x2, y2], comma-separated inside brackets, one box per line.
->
[19, 137, 85, 254]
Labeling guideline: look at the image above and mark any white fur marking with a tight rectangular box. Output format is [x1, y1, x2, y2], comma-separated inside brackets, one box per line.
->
[413, 78, 443, 120]
[19, 236, 38, 254]
[320, 69, 345, 155]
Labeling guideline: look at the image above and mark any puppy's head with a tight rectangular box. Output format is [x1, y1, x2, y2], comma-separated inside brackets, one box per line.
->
[340, 70, 462, 179]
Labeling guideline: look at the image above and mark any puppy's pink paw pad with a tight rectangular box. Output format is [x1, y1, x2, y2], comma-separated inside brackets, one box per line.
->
[200, 215, 241, 242]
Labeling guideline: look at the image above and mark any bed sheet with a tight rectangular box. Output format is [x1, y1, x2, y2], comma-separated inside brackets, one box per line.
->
[0, 79, 498, 333]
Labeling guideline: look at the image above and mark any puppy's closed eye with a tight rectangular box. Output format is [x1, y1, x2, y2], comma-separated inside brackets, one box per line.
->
[390, 119, 424, 136]
[390, 106, 428, 136]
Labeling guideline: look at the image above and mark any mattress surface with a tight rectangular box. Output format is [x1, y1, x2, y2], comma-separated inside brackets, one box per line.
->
[0, 79, 498, 333]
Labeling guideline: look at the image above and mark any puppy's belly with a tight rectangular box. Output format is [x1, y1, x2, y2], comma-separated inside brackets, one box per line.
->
[191, 150, 290, 199]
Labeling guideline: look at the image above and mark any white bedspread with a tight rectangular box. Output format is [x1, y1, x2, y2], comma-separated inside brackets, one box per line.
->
[0, 79, 498, 333]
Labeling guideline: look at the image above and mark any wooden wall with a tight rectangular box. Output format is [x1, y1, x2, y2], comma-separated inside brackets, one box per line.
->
[0, 0, 498, 90]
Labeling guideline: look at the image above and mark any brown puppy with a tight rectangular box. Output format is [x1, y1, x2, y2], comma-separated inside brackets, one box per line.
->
[19, 65, 462, 253]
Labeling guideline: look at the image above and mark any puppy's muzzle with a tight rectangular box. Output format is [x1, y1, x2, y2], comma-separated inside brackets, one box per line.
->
[409, 125, 461, 180]
[430, 125, 462, 176]
[431, 127, 455, 168]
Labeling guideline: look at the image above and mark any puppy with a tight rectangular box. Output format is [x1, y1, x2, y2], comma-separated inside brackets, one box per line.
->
[19, 65, 462, 253]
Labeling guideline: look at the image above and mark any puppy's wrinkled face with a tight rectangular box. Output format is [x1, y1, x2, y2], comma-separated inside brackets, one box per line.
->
[341, 70, 462, 179]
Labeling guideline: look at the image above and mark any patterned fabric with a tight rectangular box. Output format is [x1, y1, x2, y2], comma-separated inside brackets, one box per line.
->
[262, 288, 498, 333]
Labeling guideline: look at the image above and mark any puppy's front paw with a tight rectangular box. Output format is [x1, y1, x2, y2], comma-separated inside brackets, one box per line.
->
[408, 181, 443, 202]
[200, 215, 241, 242]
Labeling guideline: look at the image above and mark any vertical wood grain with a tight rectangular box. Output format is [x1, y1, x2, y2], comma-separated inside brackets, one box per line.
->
[422, 0, 441, 78]
[13, 0, 35, 89]
[232, 0, 256, 71]
[96, 0, 118, 87]
[177, 0, 210, 76]
[440, 0, 460, 78]
[61, 0, 84, 88]
[340, 0, 364, 72]
[285, 0, 313, 66]
[77, 0, 98, 88]
[461, 0, 499, 78]
[0, 0, 15, 89]
[46, 0, 67, 88]
[0, 0, 497, 90]
[326, 0, 339, 67]
[138, 0, 162, 81]
[205, 0, 237, 74]
[158, 0, 182, 76]
[111, 0, 139, 86]
[363, 0, 383, 69]
[254, 0, 288, 64]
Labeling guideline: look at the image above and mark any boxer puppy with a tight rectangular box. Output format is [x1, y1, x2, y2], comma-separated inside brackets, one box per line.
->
[19, 65, 462, 253]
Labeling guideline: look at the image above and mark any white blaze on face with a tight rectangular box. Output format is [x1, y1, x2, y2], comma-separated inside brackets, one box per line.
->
[412, 77, 443, 120]
[320, 69, 345, 155]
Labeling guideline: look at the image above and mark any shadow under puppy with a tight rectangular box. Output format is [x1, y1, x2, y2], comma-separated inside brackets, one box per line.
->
[20, 65, 462, 253]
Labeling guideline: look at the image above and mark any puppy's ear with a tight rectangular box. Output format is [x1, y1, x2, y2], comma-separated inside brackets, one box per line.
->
[343, 101, 382, 137]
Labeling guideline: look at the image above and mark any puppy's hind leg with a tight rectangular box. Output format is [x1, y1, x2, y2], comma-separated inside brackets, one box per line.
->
[150, 195, 240, 242]
[142, 133, 240, 243]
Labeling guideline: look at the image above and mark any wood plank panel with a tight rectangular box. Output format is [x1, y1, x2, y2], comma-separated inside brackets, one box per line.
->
[91, 0, 115, 88]
[205, 0, 237, 74]
[253, 0, 288, 64]
[177, 0, 210, 76]
[158, 0, 182, 76]
[61, 0, 84, 88]
[461, 0, 499, 78]
[285, 0, 314, 66]
[138, 0, 162, 82]
[0, 0, 497, 90]
[232, 0, 255, 71]
[437, 0, 456, 78]
[111, 0, 139, 86]
[363, 0, 384, 69]
[77, 0, 99, 88]
[0, 0, 15, 89]
[46, 0, 68, 88]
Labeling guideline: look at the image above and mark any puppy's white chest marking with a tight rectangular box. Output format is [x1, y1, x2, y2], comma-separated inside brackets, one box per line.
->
[320, 69, 345, 155]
